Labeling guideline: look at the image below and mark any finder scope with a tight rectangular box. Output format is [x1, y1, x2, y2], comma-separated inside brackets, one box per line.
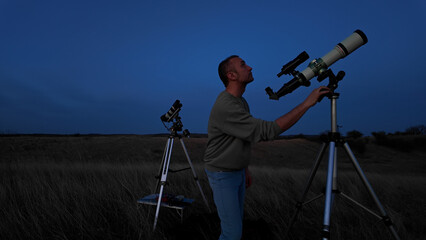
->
[277, 51, 310, 78]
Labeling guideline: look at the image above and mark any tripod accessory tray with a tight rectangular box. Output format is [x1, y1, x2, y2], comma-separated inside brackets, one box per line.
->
[138, 194, 194, 223]
[138, 193, 194, 208]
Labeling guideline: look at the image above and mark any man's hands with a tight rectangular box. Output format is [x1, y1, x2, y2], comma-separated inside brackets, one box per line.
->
[303, 86, 331, 108]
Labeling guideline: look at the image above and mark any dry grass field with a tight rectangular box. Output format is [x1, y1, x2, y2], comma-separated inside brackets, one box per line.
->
[1, 134, 425, 239]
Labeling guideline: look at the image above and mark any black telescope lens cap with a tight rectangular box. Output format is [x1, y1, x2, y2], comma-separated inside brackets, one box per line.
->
[354, 29, 368, 43]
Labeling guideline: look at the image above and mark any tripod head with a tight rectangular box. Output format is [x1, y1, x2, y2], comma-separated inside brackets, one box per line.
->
[317, 69, 345, 102]
[167, 116, 190, 137]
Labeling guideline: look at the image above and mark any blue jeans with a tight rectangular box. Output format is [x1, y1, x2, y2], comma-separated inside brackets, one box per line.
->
[205, 169, 246, 240]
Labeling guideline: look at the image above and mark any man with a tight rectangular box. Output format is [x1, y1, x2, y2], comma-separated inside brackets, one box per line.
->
[203, 55, 330, 240]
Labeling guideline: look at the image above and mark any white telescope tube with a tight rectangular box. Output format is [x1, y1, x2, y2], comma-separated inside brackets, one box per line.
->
[268, 30, 368, 100]
[301, 29, 368, 81]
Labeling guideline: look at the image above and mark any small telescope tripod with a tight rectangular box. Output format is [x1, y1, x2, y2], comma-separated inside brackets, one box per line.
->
[284, 70, 401, 240]
[152, 124, 210, 231]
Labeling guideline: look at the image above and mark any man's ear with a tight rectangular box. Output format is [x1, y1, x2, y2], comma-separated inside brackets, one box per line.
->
[227, 71, 237, 81]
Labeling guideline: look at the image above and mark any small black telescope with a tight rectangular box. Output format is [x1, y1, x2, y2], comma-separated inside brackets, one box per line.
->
[160, 100, 189, 135]
[160, 100, 182, 122]
[266, 29, 368, 100]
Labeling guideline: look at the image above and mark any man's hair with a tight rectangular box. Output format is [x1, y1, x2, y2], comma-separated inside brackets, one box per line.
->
[218, 55, 239, 87]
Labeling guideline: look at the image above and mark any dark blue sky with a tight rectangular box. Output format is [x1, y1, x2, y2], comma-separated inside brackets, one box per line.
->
[1, 0, 425, 135]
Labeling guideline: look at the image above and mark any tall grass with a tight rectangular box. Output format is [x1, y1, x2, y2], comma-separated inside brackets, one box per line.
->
[1, 136, 425, 239]
[1, 162, 152, 239]
[244, 168, 425, 240]
[2, 162, 425, 239]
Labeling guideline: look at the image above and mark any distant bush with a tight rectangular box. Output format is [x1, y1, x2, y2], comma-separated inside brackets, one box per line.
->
[387, 125, 426, 136]
[371, 131, 388, 143]
[372, 131, 426, 152]
[346, 130, 367, 154]
[405, 125, 426, 135]
[295, 133, 306, 139]
[346, 130, 363, 139]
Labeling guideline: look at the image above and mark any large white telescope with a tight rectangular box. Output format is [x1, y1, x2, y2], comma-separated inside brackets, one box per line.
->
[266, 29, 368, 100]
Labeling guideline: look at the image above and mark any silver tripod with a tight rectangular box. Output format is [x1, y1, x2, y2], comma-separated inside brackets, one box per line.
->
[152, 126, 210, 231]
[284, 70, 401, 240]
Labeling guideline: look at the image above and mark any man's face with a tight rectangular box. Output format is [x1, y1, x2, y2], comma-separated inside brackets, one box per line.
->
[228, 57, 254, 84]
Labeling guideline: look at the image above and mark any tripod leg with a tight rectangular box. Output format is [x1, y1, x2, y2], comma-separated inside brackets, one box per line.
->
[153, 138, 174, 231]
[154, 138, 171, 193]
[284, 142, 328, 239]
[343, 143, 401, 240]
[332, 146, 338, 192]
[322, 141, 337, 240]
[179, 138, 211, 211]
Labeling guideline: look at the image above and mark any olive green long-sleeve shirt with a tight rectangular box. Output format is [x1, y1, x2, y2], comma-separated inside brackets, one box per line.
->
[204, 91, 282, 172]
